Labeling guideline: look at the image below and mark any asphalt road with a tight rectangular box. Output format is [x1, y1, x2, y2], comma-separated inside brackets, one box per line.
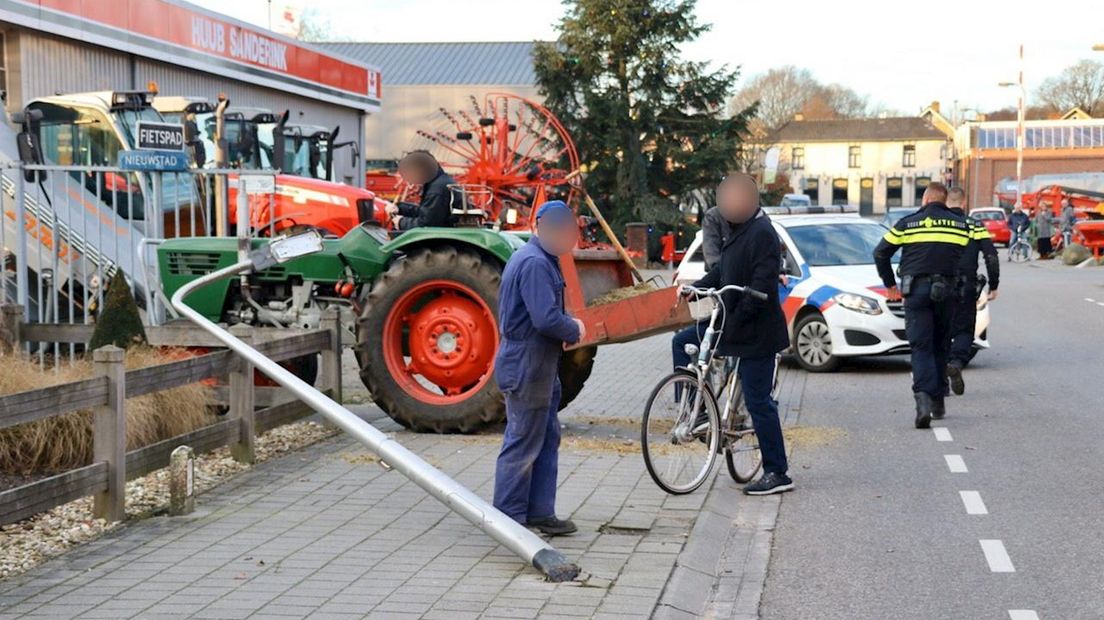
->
[760, 257, 1104, 620]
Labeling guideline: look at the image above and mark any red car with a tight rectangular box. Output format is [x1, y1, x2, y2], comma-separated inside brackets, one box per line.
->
[970, 208, 1011, 246]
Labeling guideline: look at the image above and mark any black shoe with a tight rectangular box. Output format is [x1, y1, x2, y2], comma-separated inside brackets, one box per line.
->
[743, 472, 794, 496]
[914, 392, 933, 429]
[931, 396, 946, 420]
[947, 363, 965, 396]
[527, 516, 577, 536]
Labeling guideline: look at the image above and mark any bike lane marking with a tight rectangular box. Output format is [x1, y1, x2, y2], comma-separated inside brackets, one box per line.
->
[980, 539, 1015, 572]
[944, 454, 968, 473]
[959, 490, 988, 515]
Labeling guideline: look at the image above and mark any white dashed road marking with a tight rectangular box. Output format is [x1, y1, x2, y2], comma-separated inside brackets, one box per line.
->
[1097, 302, 1104, 308]
[1086, 298, 1096, 303]
[932, 427, 953, 442]
[959, 490, 988, 515]
[944, 454, 968, 473]
[980, 539, 1015, 572]
[1008, 611, 1039, 620]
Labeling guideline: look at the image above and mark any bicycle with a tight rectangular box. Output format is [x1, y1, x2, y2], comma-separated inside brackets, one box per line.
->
[1008, 228, 1033, 263]
[641, 284, 771, 495]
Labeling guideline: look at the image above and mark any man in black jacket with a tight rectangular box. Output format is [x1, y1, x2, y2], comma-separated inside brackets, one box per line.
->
[691, 174, 793, 496]
[386, 151, 456, 230]
[946, 187, 999, 395]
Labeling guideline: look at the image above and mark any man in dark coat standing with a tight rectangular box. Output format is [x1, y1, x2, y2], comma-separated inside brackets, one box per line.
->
[492, 201, 584, 535]
[385, 151, 456, 230]
[691, 174, 793, 496]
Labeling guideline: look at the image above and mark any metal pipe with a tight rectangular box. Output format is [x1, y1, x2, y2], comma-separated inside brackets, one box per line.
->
[169, 259, 580, 582]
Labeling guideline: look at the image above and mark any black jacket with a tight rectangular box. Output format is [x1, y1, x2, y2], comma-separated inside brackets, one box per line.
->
[873, 202, 970, 288]
[397, 168, 456, 229]
[950, 207, 1000, 290]
[694, 209, 790, 359]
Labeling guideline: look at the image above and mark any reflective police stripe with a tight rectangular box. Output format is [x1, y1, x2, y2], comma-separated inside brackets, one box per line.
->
[883, 228, 906, 245]
[971, 225, 992, 240]
[897, 231, 970, 245]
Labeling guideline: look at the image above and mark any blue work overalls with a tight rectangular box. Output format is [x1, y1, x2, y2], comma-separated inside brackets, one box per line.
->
[492, 237, 581, 523]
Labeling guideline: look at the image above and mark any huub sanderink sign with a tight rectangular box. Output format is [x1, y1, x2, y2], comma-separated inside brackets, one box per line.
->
[136, 121, 187, 152]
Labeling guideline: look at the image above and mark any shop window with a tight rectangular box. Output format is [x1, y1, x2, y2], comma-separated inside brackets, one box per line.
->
[804, 178, 819, 204]
[832, 178, 848, 205]
[848, 145, 861, 169]
[914, 177, 931, 205]
[886, 177, 903, 207]
[791, 146, 804, 170]
[903, 144, 916, 167]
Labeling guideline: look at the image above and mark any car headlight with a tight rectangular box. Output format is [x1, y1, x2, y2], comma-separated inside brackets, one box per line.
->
[833, 292, 882, 315]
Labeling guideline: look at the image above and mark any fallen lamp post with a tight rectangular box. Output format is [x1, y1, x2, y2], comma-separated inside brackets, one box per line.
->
[169, 230, 580, 582]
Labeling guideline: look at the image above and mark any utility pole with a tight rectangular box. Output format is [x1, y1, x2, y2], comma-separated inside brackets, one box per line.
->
[999, 43, 1026, 209]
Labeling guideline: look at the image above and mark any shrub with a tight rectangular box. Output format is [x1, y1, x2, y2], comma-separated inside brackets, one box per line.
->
[0, 347, 215, 474]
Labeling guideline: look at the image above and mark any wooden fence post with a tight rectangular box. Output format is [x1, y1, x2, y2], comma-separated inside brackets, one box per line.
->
[92, 345, 126, 522]
[0, 305, 23, 354]
[228, 324, 255, 463]
[320, 307, 342, 403]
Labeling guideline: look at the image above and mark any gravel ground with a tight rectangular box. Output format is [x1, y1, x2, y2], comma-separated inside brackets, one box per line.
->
[0, 419, 339, 581]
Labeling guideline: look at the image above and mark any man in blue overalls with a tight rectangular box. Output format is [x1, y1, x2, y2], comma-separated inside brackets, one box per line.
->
[493, 201, 585, 536]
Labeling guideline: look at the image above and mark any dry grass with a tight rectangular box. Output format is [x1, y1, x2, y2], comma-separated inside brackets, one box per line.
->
[587, 282, 658, 307]
[0, 348, 215, 474]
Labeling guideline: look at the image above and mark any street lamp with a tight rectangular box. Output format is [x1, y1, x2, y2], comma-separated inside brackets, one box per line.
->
[998, 44, 1026, 210]
[170, 231, 580, 582]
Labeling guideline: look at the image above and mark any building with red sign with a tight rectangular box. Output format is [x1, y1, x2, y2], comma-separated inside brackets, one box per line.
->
[0, 0, 381, 185]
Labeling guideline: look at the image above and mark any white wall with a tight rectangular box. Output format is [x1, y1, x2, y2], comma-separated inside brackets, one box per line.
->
[775, 139, 947, 213]
[364, 84, 542, 163]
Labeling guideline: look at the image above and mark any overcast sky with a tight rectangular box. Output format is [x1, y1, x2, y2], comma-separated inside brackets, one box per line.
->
[192, 0, 1104, 115]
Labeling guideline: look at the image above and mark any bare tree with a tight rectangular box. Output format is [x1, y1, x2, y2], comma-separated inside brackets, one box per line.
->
[1035, 60, 1104, 116]
[731, 67, 882, 130]
[297, 7, 348, 42]
[730, 66, 820, 131]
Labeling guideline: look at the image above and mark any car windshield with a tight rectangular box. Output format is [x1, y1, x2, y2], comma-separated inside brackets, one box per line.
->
[972, 210, 1004, 222]
[787, 223, 898, 266]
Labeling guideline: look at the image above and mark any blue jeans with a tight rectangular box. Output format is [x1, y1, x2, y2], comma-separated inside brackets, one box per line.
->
[740, 355, 788, 475]
[672, 321, 708, 369]
[493, 380, 562, 523]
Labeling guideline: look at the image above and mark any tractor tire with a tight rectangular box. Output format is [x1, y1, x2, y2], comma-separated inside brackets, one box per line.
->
[358, 246, 504, 433]
[558, 346, 597, 410]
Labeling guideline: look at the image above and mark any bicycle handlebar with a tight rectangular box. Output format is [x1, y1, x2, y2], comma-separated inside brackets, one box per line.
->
[680, 284, 768, 302]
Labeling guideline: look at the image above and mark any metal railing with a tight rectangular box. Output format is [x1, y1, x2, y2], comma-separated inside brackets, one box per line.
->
[1, 162, 278, 362]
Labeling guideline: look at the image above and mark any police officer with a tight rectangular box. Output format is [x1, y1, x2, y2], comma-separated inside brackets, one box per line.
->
[873, 182, 971, 428]
[945, 187, 999, 395]
[492, 200, 584, 535]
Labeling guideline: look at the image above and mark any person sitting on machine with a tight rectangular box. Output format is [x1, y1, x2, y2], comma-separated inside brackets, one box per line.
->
[385, 151, 457, 230]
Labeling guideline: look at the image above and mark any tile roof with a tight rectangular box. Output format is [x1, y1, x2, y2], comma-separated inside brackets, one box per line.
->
[767, 117, 947, 143]
[317, 42, 539, 86]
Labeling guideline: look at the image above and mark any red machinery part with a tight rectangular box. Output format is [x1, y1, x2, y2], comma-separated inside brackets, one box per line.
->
[405, 93, 580, 230]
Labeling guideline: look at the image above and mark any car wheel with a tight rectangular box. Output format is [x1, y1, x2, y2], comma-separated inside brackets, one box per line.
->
[793, 313, 842, 372]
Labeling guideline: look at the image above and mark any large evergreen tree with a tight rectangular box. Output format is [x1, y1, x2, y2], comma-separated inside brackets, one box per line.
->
[534, 0, 753, 228]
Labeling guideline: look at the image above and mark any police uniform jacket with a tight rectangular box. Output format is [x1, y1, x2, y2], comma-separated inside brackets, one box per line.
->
[873, 202, 971, 289]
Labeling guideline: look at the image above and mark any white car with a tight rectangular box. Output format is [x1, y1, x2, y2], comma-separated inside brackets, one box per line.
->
[674, 211, 991, 372]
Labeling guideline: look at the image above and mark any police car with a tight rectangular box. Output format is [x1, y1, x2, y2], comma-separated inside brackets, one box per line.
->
[674, 206, 991, 372]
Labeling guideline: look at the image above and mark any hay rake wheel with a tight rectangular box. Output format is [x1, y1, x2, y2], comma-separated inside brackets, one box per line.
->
[412, 92, 580, 229]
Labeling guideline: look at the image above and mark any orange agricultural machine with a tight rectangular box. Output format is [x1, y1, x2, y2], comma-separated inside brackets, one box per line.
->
[1017, 185, 1104, 257]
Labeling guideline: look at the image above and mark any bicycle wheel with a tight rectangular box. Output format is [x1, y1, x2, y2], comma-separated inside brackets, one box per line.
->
[722, 381, 763, 483]
[641, 370, 720, 495]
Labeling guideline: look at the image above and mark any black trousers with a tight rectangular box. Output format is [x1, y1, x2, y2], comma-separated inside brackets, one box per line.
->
[904, 279, 955, 398]
[948, 280, 977, 366]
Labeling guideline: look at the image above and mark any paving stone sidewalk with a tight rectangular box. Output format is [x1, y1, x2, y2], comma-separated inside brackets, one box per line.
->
[0, 334, 803, 619]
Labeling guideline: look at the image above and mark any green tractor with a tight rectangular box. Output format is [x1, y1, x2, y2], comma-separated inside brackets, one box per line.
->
[157, 223, 600, 432]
